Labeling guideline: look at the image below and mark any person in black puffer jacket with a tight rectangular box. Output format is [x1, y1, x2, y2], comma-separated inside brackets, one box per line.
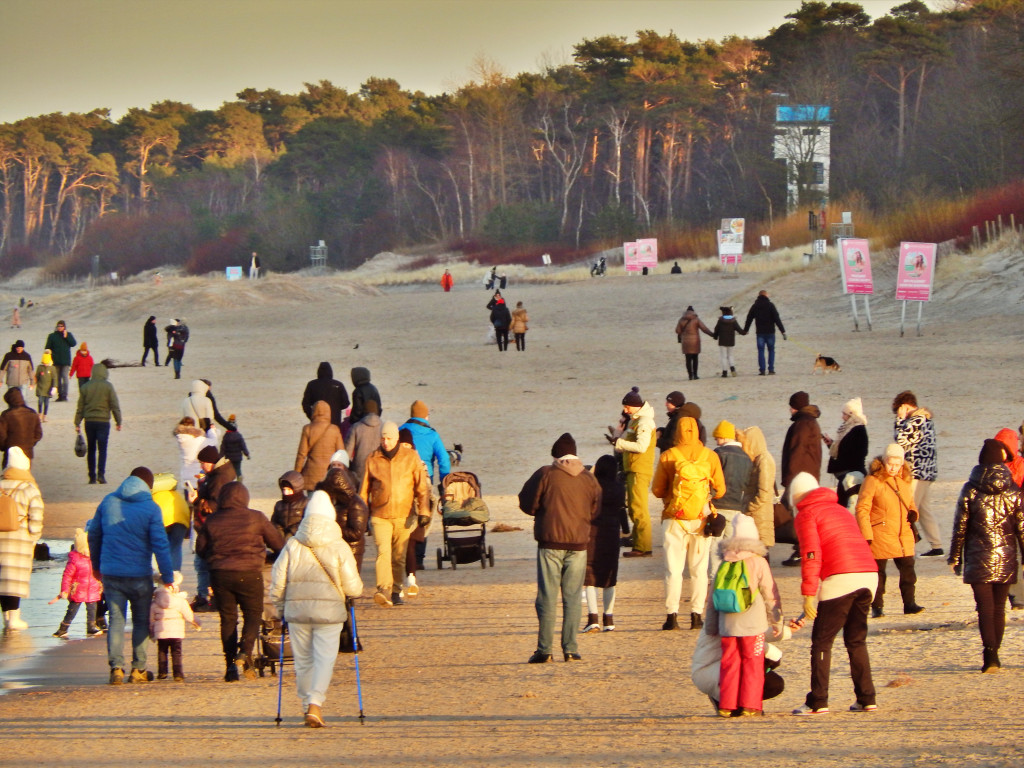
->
[270, 471, 307, 542]
[949, 439, 1024, 673]
[302, 362, 350, 430]
[195, 482, 283, 682]
[317, 465, 369, 571]
[349, 367, 382, 426]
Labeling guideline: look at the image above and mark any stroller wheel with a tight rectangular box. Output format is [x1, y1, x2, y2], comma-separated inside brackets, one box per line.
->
[480, 543, 487, 568]
[437, 548, 444, 570]
[488, 545, 495, 567]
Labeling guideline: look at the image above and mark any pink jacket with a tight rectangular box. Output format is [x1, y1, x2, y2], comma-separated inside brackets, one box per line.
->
[60, 550, 102, 603]
[795, 486, 877, 596]
[149, 587, 195, 640]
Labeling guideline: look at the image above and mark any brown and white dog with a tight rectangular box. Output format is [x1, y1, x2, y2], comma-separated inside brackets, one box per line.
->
[812, 354, 842, 374]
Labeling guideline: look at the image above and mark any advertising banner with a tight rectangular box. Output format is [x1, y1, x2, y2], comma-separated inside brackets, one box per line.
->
[839, 238, 873, 295]
[636, 238, 658, 269]
[623, 241, 639, 272]
[895, 242, 936, 301]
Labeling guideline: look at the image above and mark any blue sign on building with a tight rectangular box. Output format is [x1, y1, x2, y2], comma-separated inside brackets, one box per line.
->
[776, 105, 831, 123]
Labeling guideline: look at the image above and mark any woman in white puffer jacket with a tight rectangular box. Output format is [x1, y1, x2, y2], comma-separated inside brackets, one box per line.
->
[269, 490, 362, 728]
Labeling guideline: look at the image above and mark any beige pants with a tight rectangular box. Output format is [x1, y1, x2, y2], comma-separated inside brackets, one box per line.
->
[372, 514, 416, 593]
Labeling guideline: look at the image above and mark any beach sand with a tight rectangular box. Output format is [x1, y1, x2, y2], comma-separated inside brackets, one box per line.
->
[1, 245, 1023, 767]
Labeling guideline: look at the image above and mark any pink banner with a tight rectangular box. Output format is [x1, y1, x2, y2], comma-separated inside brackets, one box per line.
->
[839, 238, 873, 295]
[895, 242, 936, 301]
[623, 241, 639, 272]
[636, 238, 659, 268]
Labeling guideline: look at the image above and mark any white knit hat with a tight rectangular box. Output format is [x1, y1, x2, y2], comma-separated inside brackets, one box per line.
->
[329, 449, 350, 468]
[788, 472, 819, 504]
[843, 397, 867, 424]
[6, 447, 29, 471]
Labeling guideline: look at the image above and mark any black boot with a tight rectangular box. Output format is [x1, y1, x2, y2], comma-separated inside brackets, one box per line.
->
[662, 613, 679, 630]
[690, 612, 704, 630]
[224, 657, 240, 682]
[52, 622, 71, 638]
[982, 646, 1001, 673]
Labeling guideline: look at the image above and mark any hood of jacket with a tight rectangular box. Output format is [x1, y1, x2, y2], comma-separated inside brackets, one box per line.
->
[153, 585, 175, 609]
[552, 456, 585, 477]
[969, 462, 1015, 495]
[3, 387, 25, 407]
[217, 481, 250, 510]
[310, 400, 331, 422]
[174, 423, 204, 438]
[319, 466, 358, 504]
[152, 472, 178, 493]
[351, 366, 371, 386]
[294, 491, 344, 548]
[89, 363, 109, 383]
[791, 404, 821, 421]
[995, 428, 1019, 457]
[739, 425, 767, 461]
[189, 379, 209, 397]
[358, 412, 381, 427]
[279, 470, 305, 494]
[868, 456, 913, 482]
[114, 474, 152, 502]
[316, 361, 333, 380]
[671, 416, 705, 460]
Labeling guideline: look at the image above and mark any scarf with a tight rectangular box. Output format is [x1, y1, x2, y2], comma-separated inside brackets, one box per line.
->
[829, 398, 867, 460]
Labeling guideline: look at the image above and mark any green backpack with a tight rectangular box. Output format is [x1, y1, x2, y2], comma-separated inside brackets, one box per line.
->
[712, 560, 754, 613]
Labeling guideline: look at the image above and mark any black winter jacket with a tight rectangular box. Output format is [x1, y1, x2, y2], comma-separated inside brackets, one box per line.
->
[317, 466, 369, 561]
[302, 362, 350, 427]
[743, 295, 786, 335]
[949, 463, 1024, 584]
[196, 482, 284, 571]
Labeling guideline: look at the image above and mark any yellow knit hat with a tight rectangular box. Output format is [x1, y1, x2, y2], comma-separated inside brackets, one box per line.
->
[712, 420, 736, 440]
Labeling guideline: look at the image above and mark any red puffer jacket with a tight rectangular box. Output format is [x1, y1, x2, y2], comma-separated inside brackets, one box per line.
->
[60, 549, 103, 603]
[795, 486, 877, 597]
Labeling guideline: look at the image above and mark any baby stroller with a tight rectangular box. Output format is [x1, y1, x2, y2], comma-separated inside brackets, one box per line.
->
[252, 615, 291, 677]
[436, 470, 494, 569]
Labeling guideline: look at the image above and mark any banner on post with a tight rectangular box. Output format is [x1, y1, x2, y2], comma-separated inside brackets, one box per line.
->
[895, 242, 936, 301]
[838, 238, 874, 294]
[636, 238, 658, 270]
[623, 241, 639, 272]
[718, 218, 744, 265]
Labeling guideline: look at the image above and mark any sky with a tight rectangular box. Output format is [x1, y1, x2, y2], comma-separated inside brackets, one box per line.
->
[0, 0, 930, 124]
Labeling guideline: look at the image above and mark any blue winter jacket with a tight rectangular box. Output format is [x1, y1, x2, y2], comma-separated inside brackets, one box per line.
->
[400, 417, 451, 483]
[88, 476, 175, 583]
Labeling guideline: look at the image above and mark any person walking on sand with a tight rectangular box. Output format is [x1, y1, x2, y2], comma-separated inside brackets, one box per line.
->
[295, 400, 346, 491]
[824, 398, 869, 510]
[270, 490, 363, 727]
[487, 290, 512, 351]
[949, 439, 1024, 673]
[789, 472, 879, 716]
[510, 301, 529, 351]
[0, 388, 42, 468]
[43, 320, 75, 401]
[34, 350, 56, 423]
[165, 319, 190, 379]
[780, 391, 822, 566]
[892, 390, 943, 557]
[10, 307, 20, 329]
[52, 526, 104, 638]
[73, 363, 122, 485]
[349, 366, 382, 427]
[441, 269, 454, 292]
[69, 342, 94, 390]
[141, 316, 160, 366]
[0, 447, 44, 631]
[712, 306, 747, 378]
[742, 290, 787, 376]
[612, 388, 657, 558]
[302, 362, 350, 431]
[675, 306, 714, 381]
[855, 444, 925, 618]
[88, 467, 176, 684]
[518, 432, 601, 663]
[1, 340, 34, 398]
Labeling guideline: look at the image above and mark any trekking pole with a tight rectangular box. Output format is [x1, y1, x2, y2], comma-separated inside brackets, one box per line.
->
[274, 620, 286, 727]
[350, 602, 365, 724]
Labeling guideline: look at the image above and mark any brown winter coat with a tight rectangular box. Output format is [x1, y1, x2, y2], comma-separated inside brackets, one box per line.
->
[855, 458, 918, 560]
[0, 388, 42, 459]
[739, 426, 776, 547]
[510, 307, 529, 334]
[295, 400, 345, 490]
[360, 443, 432, 520]
[674, 309, 714, 355]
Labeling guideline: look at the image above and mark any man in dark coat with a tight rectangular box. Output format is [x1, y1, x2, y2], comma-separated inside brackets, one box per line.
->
[0, 388, 42, 467]
[43, 320, 76, 401]
[349, 367, 382, 425]
[656, 391, 686, 453]
[186, 445, 237, 610]
[781, 391, 823, 565]
[743, 290, 787, 375]
[518, 432, 601, 663]
[302, 362, 350, 429]
[141, 316, 160, 366]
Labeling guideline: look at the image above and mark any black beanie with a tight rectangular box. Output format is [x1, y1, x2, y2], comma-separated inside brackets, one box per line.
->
[130, 467, 154, 489]
[197, 446, 219, 464]
[789, 391, 810, 410]
[979, 438, 1009, 465]
[666, 391, 686, 408]
[622, 387, 643, 407]
[551, 432, 577, 458]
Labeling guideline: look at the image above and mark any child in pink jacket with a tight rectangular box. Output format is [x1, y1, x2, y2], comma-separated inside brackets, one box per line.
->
[149, 572, 200, 681]
[52, 528, 103, 638]
[705, 514, 783, 717]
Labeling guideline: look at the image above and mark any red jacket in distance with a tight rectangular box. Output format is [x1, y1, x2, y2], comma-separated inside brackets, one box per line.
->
[794, 486, 876, 597]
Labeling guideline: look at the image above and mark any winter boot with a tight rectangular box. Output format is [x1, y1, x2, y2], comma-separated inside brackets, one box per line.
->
[662, 613, 679, 631]
[582, 613, 601, 633]
[3, 609, 28, 630]
[86, 622, 104, 636]
[52, 622, 71, 638]
[690, 612, 704, 630]
[224, 657, 240, 682]
[602, 614, 615, 632]
[982, 647, 1001, 673]
[730, 366, 736, 377]
[721, 371, 728, 378]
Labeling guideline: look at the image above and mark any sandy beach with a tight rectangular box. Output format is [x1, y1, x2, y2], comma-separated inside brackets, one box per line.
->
[1, 242, 1023, 767]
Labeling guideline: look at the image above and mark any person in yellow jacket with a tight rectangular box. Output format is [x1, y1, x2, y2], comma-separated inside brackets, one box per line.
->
[652, 416, 724, 631]
[613, 388, 657, 557]
[360, 422, 431, 607]
[151, 472, 191, 572]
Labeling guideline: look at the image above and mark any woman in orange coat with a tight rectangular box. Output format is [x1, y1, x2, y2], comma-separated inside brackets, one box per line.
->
[855, 443, 923, 618]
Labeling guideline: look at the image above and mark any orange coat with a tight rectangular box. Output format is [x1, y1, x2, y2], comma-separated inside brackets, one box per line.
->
[855, 458, 918, 559]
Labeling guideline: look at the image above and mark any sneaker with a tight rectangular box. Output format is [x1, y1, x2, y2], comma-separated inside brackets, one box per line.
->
[95, 617, 108, 631]
[109, 668, 124, 685]
[904, 604, 925, 615]
[601, 624, 615, 632]
[404, 574, 420, 597]
[173, 674, 185, 682]
[717, 708, 734, 718]
[527, 651, 553, 664]
[157, 672, 168, 680]
[792, 704, 829, 716]
[127, 669, 152, 683]
[373, 588, 393, 607]
[736, 708, 764, 717]
[849, 702, 878, 712]
[88, 478, 97, 485]
[768, 371, 776, 375]
[920, 548, 944, 557]
[781, 553, 802, 567]
[391, 591, 405, 606]
[304, 703, 325, 728]
[582, 623, 602, 633]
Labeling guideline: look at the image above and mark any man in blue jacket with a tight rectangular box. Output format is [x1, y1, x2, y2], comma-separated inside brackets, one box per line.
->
[400, 400, 451, 592]
[89, 467, 175, 685]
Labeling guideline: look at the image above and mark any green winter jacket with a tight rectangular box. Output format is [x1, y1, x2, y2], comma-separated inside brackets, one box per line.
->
[74, 364, 122, 426]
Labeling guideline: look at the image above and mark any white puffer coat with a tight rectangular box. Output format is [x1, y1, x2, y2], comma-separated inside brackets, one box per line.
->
[268, 491, 362, 625]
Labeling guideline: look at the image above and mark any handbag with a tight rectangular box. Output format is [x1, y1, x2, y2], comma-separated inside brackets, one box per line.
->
[49, 386, 58, 398]
[74, 433, 87, 458]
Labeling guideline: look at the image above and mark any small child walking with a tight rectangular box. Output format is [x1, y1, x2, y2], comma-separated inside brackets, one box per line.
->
[711, 305, 747, 378]
[705, 514, 783, 717]
[220, 415, 250, 480]
[52, 528, 103, 638]
[149, 571, 200, 681]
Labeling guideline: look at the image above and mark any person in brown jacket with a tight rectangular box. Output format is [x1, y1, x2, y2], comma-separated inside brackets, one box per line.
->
[855, 444, 924, 617]
[510, 301, 529, 351]
[0, 388, 42, 468]
[674, 306, 714, 381]
[780, 391, 822, 566]
[360, 421, 431, 607]
[295, 400, 345, 490]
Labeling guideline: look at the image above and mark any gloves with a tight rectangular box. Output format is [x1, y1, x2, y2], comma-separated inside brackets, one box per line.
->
[803, 594, 817, 620]
[782, 333, 788, 341]
[417, 514, 431, 528]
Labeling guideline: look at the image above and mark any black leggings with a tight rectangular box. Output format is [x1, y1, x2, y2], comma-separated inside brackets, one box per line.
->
[0, 596, 20, 611]
[495, 329, 509, 351]
[514, 332, 526, 351]
[971, 582, 1011, 649]
[685, 353, 699, 379]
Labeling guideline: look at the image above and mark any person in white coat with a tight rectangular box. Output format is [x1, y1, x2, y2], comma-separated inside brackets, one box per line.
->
[269, 490, 362, 728]
[181, 380, 215, 431]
